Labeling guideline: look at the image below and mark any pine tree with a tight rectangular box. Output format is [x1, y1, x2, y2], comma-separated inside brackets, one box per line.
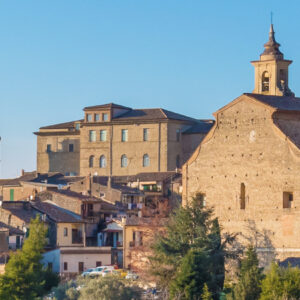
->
[202, 283, 213, 300]
[0, 216, 59, 300]
[150, 193, 235, 299]
[231, 245, 264, 300]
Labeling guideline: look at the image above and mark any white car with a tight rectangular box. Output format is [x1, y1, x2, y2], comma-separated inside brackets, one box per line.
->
[88, 266, 115, 277]
[81, 268, 95, 277]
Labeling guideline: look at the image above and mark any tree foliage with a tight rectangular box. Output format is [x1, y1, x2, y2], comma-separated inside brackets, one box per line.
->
[52, 276, 140, 300]
[0, 216, 59, 300]
[150, 193, 235, 299]
[260, 262, 300, 300]
[230, 245, 264, 300]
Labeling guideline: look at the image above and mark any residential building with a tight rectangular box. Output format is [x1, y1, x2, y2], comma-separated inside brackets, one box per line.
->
[35, 103, 214, 177]
[183, 25, 300, 264]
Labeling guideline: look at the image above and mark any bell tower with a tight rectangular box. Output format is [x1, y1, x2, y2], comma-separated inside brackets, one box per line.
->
[251, 24, 294, 96]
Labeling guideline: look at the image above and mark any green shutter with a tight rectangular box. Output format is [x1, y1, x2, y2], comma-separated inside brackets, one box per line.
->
[10, 189, 14, 201]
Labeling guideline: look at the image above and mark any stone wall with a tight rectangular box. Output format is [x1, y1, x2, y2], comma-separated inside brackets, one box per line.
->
[183, 95, 300, 262]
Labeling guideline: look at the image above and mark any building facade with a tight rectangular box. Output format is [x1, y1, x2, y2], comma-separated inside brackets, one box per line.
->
[183, 25, 300, 263]
[35, 103, 213, 177]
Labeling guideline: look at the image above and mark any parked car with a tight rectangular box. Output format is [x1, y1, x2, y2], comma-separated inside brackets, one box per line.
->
[81, 268, 95, 277]
[88, 266, 115, 277]
[125, 271, 139, 280]
[101, 269, 121, 277]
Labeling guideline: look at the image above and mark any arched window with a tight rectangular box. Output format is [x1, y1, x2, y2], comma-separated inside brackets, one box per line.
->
[262, 71, 269, 92]
[176, 155, 180, 168]
[99, 155, 106, 168]
[240, 183, 246, 209]
[89, 155, 94, 168]
[121, 155, 128, 168]
[143, 154, 150, 167]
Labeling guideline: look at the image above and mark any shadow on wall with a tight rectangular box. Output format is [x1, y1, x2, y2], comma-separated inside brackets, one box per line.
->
[47, 139, 80, 174]
[241, 220, 276, 268]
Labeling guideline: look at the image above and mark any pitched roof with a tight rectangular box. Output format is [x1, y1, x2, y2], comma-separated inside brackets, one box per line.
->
[31, 201, 83, 223]
[0, 222, 24, 235]
[1, 202, 37, 223]
[26, 173, 84, 186]
[0, 171, 37, 187]
[39, 120, 82, 130]
[183, 120, 215, 134]
[245, 93, 300, 112]
[84, 103, 131, 111]
[114, 108, 199, 123]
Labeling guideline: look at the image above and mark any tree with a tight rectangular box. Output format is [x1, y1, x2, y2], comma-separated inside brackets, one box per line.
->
[231, 245, 264, 300]
[0, 216, 59, 300]
[150, 193, 235, 299]
[169, 249, 210, 299]
[78, 276, 140, 300]
[202, 283, 213, 300]
[260, 262, 300, 300]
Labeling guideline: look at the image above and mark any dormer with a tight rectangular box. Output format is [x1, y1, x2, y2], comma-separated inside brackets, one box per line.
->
[83, 103, 131, 123]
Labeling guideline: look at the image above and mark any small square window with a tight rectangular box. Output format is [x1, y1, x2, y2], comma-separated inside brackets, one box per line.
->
[46, 144, 51, 153]
[121, 129, 128, 142]
[95, 114, 100, 121]
[100, 130, 107, 141]
[86, 114, 92, 122]
[283, 192, 293, 209]
[103, 113, 108, 121]
[96, 261, 102, 267]
[69, 144, 74, 152]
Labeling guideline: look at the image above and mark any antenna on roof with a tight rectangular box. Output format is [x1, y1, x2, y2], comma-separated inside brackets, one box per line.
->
[271, 11, 273, 25]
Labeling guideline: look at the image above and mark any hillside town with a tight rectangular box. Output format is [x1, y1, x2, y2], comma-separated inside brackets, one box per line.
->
[2, 21, 300, 299]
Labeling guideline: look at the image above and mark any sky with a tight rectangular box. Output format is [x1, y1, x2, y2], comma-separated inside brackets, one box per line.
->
[1, 0, 300, 178]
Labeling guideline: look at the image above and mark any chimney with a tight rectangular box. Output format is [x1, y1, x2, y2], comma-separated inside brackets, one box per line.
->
[21, 169, 25, 176]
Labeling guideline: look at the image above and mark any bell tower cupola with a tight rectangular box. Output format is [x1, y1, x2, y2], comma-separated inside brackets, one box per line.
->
[251, 24, 294, 96]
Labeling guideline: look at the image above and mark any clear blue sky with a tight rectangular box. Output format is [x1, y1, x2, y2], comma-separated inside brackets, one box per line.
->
[1, 0, 300, 178]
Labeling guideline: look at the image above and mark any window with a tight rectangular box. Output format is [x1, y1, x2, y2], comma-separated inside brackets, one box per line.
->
[283, 192, 293, 209]
[89, 130, 96, 142]
[103, 113, 108, 121]
[96, 261, 102, 267]
[143, 128, 149, 141]
[69, 144, 74, 152]
[48, 262, 53, 271]
[89, 155, 95, 168]
[143, 154, 150, 167]
[121, 154, 128, 168]
[100, 155, 106, 168]
[64, 262, 68, 271]
[10, 189, 14, 201]
[100, 130, 107, 141]
[176, 129, 181, 142]
[78, 262, 84, 273]
[86, 114, 92, 122]
[121, 129, 128, 142]
[46, 144, 51, 153]
[176, 155, 180, 168]
[240, 183, 246, 209]
[95, 114, 100, 121]
[64, 227, 68, 237]
[262, 71, 270, 92]
[75, 123, 80, 130]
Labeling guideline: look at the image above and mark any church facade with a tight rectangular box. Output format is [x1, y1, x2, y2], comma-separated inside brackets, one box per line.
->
[183, 25, 300, 262]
